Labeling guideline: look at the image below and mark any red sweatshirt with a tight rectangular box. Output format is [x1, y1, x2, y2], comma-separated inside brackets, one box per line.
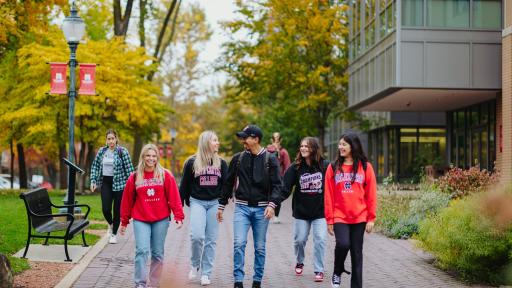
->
[324, 162, 377, 225]
[121, 170, 185, 226]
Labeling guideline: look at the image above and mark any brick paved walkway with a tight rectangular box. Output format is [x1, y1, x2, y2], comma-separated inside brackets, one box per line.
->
[73, 201, 488, 288]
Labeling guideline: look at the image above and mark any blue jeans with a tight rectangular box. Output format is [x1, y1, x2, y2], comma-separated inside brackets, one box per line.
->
[294, 218, 327, 273]
[233, 204, 270, 282]
[133, 219, 169, 286]
[189, 197, 219, 277]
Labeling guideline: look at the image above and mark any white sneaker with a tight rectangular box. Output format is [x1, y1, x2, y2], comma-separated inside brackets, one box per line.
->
[108, 234, 117, 244]
[272, 216, 280, 224]
[200, 275, 211, 286]
[188, 267, 198, 280]
[107, 224, 113, 236]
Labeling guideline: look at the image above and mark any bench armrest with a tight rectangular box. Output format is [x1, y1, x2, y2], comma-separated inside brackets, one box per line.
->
[29, 211, 74, 219]
[50, 203, 91, 219]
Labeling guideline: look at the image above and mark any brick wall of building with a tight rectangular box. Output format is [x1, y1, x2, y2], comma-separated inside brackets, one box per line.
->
[501, 0, 512, 182]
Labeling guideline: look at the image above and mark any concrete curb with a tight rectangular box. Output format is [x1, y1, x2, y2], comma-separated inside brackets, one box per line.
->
[54, 233, 109, 288]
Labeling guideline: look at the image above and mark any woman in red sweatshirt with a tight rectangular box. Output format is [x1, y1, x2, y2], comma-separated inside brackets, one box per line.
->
[324, 133, 377, 288]
[120, 143, 185, 288]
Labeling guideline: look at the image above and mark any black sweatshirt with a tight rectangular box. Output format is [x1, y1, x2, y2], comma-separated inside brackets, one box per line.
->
[282, 161, 328, 220]
[179, 156, 228, 206]
[219, 149, 283, 210]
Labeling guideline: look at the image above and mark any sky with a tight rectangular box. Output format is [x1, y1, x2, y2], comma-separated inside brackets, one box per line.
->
[194, 0, 238, 92]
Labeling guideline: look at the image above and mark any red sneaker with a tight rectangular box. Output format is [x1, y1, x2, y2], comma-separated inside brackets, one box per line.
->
[295, 263, 304, 275]
[314, 272, 324, 282]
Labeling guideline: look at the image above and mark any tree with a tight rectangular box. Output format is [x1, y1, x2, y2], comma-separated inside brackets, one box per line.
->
[221, 0, 349, 150]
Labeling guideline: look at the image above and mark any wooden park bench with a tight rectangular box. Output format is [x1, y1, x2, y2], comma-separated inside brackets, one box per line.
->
[19, 188, 90, 262]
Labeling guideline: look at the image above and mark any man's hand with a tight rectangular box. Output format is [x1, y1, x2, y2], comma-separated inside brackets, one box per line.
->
[119, 225, 127, 236]
[327, 224, 334, 236]
[175, 220, 183, 229]
[264, 206, 275, 219]
[217, 209, 224, 223]
[365, 221, 375, 233]
[91, 183, 97, 193]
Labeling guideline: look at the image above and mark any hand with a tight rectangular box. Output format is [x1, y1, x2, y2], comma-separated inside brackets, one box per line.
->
[175, 220, 183, 229]
[217, 209, 224, 223]
[91, 183, 97, 192]
[327, 224, 334, 236]
[264, 206, 275, 219]
[365, 221, 375, 233]
[119, 225, 127, 236]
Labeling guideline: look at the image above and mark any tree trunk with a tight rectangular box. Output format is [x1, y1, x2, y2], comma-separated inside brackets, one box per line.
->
[59, 143, 67, 190]
[9, 138, 14, 189]
[16, 143, 27, 189]
[78, 140, 87, 195]
[133, 129, 143, 167]
[139, 0, 147, 47]
[45, 159, 58, 188]
[85, 143, 96, 193]
[113, 0, 134, 37]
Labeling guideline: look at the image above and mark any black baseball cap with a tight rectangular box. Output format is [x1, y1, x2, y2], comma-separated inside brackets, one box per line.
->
[236, 125, 263, 140]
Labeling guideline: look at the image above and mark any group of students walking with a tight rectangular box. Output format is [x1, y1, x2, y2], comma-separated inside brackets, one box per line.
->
[90, 125, 377, 288]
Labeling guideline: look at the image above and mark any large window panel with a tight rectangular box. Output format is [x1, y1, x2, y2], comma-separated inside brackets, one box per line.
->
[402, 0, 424, 26]
[427, 0, 470, 28]
[473, 0, 501, 29]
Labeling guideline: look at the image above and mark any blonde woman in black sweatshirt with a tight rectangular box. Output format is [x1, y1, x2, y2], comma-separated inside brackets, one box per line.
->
[282, 137, 329, 283]
[180, 131, 228, 286]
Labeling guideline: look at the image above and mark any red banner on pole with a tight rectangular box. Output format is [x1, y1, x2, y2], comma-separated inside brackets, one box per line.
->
[79, 63, 96, 95]
[50, 62, 67, 94]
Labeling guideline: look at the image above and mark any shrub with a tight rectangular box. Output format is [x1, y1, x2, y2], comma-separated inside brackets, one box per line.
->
[375, 194, 417, 235]
[387, 191, 450, 239]
[417, 191, 512, 285]
[436, 166, 499, 199]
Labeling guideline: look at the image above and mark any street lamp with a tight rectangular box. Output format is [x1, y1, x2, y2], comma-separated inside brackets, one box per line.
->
[62, 1, 85, 163]
[61, 2, 85, 213]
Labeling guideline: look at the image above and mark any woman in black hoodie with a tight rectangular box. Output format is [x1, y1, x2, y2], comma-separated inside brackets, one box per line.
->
[282, 137, 328, 283]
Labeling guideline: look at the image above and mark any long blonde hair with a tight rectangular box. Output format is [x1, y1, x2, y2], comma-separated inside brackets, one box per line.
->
[193, 131, 221, 176]
[136, 143, 166, 185]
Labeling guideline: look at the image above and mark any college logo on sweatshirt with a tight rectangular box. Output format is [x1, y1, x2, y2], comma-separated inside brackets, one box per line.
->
[196, 166, 221, 187]
[335, 172, 365, 193]
[299, 172, 323, 193]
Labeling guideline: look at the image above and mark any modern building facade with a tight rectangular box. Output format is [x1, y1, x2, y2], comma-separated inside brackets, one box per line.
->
[328, 0, 505, 182]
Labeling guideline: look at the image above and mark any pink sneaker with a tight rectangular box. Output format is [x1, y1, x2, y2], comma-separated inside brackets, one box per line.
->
[295, 263, 304, 275]
[314, 272, 324, 282]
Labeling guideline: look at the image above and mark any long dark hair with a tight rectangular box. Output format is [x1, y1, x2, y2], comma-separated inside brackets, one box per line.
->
[294, 137, 325, 171]
[333, 132, 368, 183]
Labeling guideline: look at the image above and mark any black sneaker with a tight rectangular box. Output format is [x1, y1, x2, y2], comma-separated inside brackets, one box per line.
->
[234, 282, 244, 288]
[252, 281, 261, 288]
[331, 274, 341, 288]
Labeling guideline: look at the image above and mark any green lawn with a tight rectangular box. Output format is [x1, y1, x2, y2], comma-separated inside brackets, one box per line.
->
[0, 190, 104, 274]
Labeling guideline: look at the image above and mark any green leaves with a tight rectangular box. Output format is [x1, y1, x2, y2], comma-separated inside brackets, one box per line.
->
[221, 0, 349, 149]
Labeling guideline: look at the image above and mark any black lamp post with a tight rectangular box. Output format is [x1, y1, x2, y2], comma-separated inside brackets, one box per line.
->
[61, 2, 85, 212]
[62, 2, 85, 163]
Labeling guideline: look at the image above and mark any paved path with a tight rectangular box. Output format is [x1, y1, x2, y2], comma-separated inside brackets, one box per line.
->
[73, 201, 488, 288]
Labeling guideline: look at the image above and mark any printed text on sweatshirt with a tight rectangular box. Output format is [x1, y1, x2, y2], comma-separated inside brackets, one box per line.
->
[324, 162, 377, 225]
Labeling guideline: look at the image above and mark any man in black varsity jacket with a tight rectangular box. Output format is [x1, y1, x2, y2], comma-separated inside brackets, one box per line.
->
[217, 124, 283, 288]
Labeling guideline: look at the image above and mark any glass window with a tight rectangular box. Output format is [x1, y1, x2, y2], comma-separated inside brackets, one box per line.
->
[418, 128, 446, 168]
[402, 0, 424, 26]
[378, 129, 385, 176]
[386, 2, 395, 32]
[473, 0, 501, 29]
[380, 9, 387, 37]
[427, 0, 469, 28]
[457, 132, 466, 167]
[388, 128, 396, 177]
[399, 128, 417, 179]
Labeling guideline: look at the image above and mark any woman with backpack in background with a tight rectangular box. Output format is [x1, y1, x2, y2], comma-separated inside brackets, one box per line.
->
[281, 137, 329, 283]
[267, 132, 290, 223]
[180, 131, 228, 286]
[90, 129, 134, 244]
[324, 132, 377, 288]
